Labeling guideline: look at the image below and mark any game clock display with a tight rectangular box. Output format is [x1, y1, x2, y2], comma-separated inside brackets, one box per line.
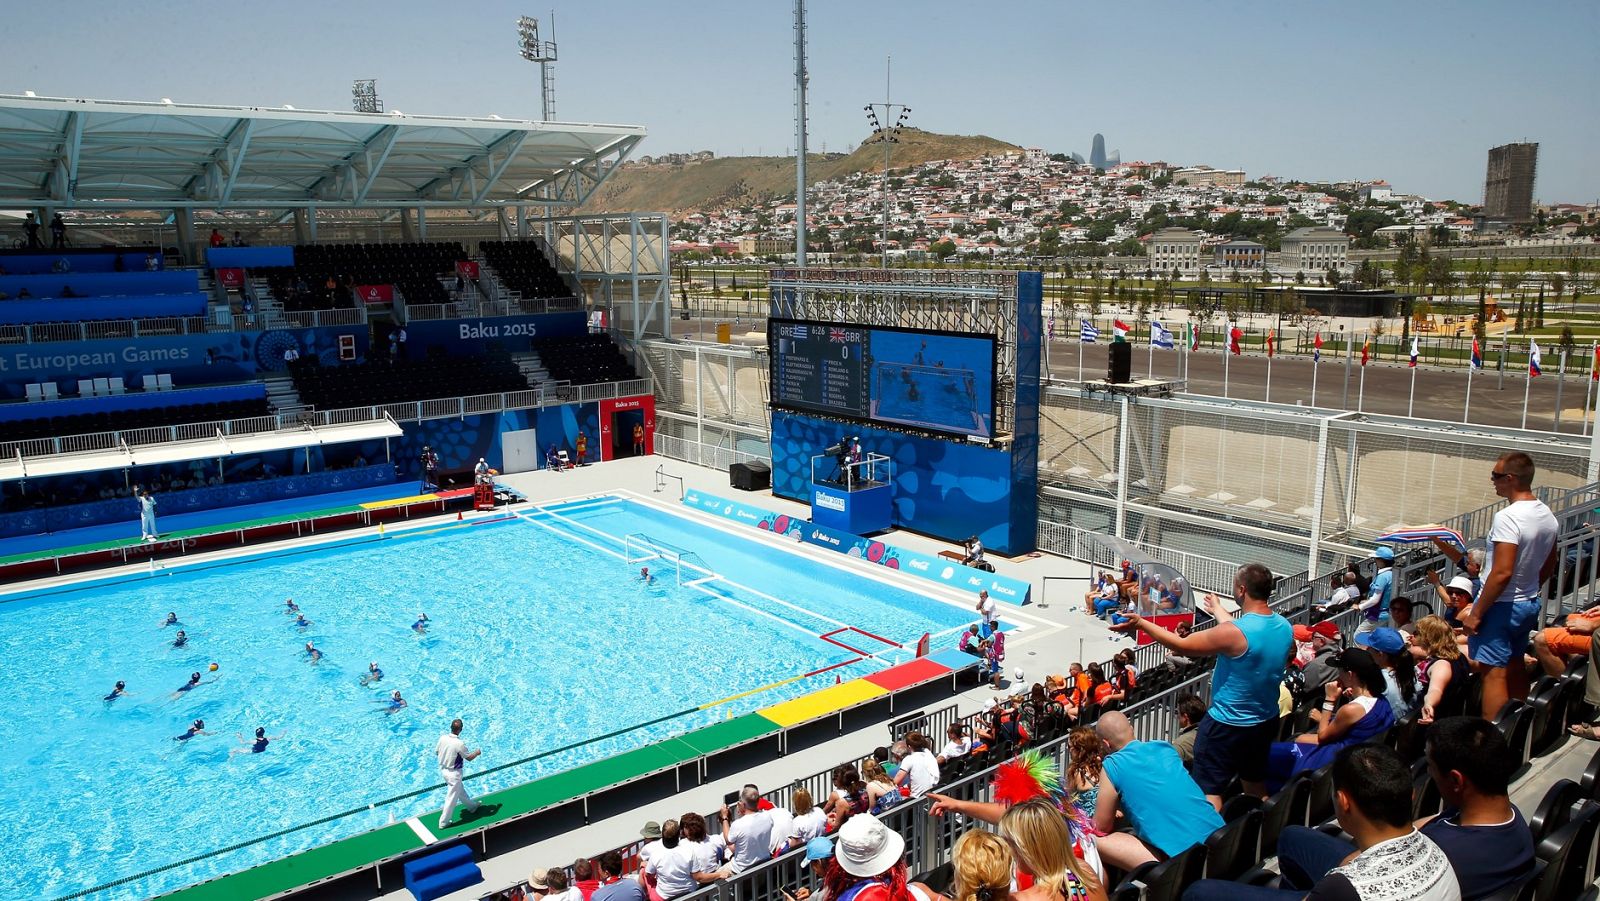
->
[769, 318, 996, 438]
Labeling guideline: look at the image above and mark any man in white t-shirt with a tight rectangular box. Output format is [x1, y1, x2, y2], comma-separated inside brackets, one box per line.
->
[1460, 451, 1559, 719]
[435, 718, 482, 830]
[637, 820, 664, 871]
[976, 590, 997, 628]
[644, 820, 700, 900]
[766, 801, 795, 855]
[714, 786, 773, 875]
[936, 723, 971, 764]
[893, 730, 941, 797]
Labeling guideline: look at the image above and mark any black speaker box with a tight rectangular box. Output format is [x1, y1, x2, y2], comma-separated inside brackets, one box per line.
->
[1107, 340, 1132, 383]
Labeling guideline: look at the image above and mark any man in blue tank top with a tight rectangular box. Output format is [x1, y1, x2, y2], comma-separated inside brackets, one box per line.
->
[1114, 562, 1293, 808]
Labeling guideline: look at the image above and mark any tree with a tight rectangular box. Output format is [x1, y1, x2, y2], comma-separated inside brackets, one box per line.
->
[1559, 325, 1577, 358]
[929, 239, 957, 259]
[1503, 269, 1524, 333]
[1295, 269, 1307, 285]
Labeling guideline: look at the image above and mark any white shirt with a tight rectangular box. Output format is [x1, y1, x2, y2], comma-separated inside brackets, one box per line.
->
[726, 809, 774, 873]
[766, 807, 795, 854]
[1487, 499, 1559, 604]
[978, 594, 997, 625]
[939, 737, 972, 760]
[900, 749, 940, 797]
[545, 889, 581, 901]
[789, 808, 826, 845]
[639, 839, 664, 870]
[1330, 585, 1356, 606]
[435, 732, 468, 771]
[646, 841, 701, 900]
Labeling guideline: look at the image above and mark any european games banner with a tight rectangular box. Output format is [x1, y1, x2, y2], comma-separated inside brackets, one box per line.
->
[681, 490, 1030, 605]
[403, 312, 587, 357]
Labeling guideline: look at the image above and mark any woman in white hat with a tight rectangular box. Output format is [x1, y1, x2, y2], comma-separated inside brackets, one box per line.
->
[818, 813, 929, 901]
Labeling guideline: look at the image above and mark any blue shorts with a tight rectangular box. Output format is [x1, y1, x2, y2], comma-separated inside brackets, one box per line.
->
[1191, 715, 1279, 795]
[1468, 599, 1542, 668]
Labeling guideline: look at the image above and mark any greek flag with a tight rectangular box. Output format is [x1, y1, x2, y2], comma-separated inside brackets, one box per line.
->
[1080, 320, 1100, 344]
[1150, 321, 1175, 350]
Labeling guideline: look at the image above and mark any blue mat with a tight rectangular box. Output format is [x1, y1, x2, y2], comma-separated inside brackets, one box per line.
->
[0, 484, 430, 559]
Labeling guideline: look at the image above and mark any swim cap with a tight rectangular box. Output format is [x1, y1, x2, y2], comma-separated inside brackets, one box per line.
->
[255, 727, 265, 738]
[115, 681, 125, 690]
[194, 719, 205, 729]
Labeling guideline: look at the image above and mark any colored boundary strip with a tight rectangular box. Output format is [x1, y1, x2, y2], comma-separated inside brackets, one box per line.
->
[147, 654, 973, 901]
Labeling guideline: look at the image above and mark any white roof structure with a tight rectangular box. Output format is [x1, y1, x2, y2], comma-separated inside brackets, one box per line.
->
[0, 94, 645, 209]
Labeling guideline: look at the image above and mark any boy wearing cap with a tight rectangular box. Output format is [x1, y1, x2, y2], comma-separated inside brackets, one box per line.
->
[1356, 547, 1397, 633]
[788, 837, 834, 900]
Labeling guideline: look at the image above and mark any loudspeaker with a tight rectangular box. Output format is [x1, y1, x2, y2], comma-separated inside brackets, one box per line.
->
[1107, 341, 1132, 384]
[729, 461, 771, 491]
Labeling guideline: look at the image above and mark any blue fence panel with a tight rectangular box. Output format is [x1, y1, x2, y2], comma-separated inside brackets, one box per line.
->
[0, 382, 267, 424]
[0, 293, 208, 325]
[0, 270, 199, 298]
[206, 246, 295, 269]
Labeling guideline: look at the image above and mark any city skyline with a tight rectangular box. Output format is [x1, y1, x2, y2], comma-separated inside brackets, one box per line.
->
[1, 1, 1595, 204]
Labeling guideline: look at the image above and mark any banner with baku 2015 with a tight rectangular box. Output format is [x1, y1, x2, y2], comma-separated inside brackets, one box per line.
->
[681, 490, 1029, 605]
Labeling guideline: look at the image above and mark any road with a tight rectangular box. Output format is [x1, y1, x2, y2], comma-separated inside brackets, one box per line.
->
[667, 315, 1598, 436]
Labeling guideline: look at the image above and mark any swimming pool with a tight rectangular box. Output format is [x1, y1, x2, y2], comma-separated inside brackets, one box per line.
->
[0, 493, 975, 901]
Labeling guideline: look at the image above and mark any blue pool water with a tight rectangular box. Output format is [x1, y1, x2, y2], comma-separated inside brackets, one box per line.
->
[0, 494, 973, 901]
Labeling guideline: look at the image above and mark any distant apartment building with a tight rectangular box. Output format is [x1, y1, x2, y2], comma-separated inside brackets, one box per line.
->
[1277, 227, 1349, 273]
[1359, 181, 1393, 202]
[1214, 239, 1265, 268]
[1172, 167, 1246, 187]
[1483, 142, 1538, 225]
[1147, 228, 1205, 272]
[738, 236, 793, 256]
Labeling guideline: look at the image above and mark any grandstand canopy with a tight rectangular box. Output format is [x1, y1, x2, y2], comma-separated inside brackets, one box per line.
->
[0, 94, 645, 210]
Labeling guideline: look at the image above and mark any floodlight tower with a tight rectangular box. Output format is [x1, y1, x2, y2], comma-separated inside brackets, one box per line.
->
[351, 79, 382, 114]
[793, 0, 809, 268]
[864, 57, 910, 268]
[516, 14, 559, 121]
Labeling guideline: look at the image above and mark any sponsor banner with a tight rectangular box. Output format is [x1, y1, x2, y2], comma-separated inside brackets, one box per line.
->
[455, 260, 480, 280]
[680, 490, 1031, 604]
[215, 268, 246, 289]
[355, 284, 395, 304]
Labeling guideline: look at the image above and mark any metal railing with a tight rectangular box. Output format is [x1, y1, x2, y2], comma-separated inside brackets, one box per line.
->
[654, 434, 772, 473]
[1036, 520, 1240, 596]
[400, 295, 584, 322]
[0, 379, 653, 462]
[0, 316, 210, 344]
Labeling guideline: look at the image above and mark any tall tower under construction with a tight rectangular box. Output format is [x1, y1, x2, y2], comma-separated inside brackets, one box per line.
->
[1483, 142, 1538, 225]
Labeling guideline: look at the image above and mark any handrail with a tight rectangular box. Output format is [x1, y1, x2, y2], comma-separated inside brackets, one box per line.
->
[0, 315, 211, 344]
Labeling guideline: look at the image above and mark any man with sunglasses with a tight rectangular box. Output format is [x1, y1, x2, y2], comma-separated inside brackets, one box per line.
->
[1459, 452, 1557, 719]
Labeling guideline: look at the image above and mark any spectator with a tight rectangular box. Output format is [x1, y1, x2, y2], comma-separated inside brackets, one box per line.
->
[863, 759, 901, 815]
[543, 868, 581, 901]
[1000, 798, 1105, 901]
[1413, 616, 1470, 725]
[873, 746, 896, 779]
[1114, 562, 1292, 808]
[1173, 693, 1206, 764]
[573, 861, 601, 901]
[50, 212, 66, 248]
[716, 786, 774, 876]
[1085, 573, 1119, 617]
[145, 252, 160, 271]
[527, 870, 550, 901]
[1356, 547, 1397, 634]
[679, 812, 721, 877]
[767, 793, 796, 856]
[209, 228, 225, 248]
[936, 724, 971, 764]
[893, 731, 940, 798]
[1460, 452, 1558, 718]
[232, 230, 248, 247]
[642, 819, 694, 901]
[1297, 621, 1344, 697]
[817, 813, 929, 901]
[637, 821, 664, 871]
[1184, 745, 1459, 901]
[1267, 647, 1395, 788]
[1426, 573, 1477, 627]
[1389, 595, 1417, 636]
[1092, 711, 1223, 871]
[1570, 632, 1600, 740]
[1164, 621, 1196, 669]
[594, 851, 646, 901]
[1082, 663, 1115, 710]
[23, 212, 42, 248]
[1354, 627, 1417, 717]
[1065, 726, 1105, 820]
[786, 788, 827, 851]
[915, 830, 1012, 901]
[1429, 539, 1486, 603]
[792, 837, 835, 901]
[830, 764, 867, 814]
[1531, 599, 1600, 677]
[1420, 717, 1536, 900]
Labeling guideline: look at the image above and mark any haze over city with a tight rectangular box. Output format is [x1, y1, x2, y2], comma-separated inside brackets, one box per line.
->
[2, 0, 1596, 203]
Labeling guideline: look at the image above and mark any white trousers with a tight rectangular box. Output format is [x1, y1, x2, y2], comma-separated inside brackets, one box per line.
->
[141, 512, 158, 538]
[438, 767, 479, 829]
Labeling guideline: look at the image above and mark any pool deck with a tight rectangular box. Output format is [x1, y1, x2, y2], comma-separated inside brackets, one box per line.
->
[22, 456, 1113, 901]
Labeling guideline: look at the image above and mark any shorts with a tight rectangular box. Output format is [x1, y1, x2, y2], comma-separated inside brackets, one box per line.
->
[1191, 715, 1278, 795]
[1468, 599, 1542, 668]
[1541, 626, 1596, 658]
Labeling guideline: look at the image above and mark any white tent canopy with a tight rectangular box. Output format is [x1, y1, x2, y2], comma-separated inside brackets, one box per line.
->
[0, 94, 645, 209]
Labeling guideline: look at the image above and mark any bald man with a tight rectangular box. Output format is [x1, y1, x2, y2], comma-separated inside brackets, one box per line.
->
[435, 718, 483, 830]
[1092, 712, 1222, 870]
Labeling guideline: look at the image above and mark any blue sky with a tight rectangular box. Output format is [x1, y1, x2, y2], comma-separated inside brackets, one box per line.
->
[4, 1, 1596, 203]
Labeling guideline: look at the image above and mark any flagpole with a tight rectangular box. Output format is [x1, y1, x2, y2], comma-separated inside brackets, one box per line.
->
[1584, 343, 1596, 436]
[1077, 338, 1083, 384]
[1408, 364, 1416, 417]
[1148, 332, 1155, 379]
[1358, 332, 1367, 412]
[1223, 328, 1231, 399]
[1342, 329, 1353, 410]
[1265, 338, 1273, 403]
[1522, 363, 1532, 430]
[1555, 348, 1569, 431]
[1311, 352, 1319, 408]
[1464, 363, 1473, 424]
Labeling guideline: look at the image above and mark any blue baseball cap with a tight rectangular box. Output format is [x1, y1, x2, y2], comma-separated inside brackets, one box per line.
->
[804, 837, 835, 862]
[1355, 627, 1407, 656]
[1374, 547, 1395, 562]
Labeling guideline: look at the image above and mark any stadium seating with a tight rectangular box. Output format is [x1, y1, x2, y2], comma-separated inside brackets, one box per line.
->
[0, 397, 272, 442]
[261, 242, 467, 312]
[532, 334, 639, 384]
[480, 240, 572, 300]
[289, 354, 530, 409]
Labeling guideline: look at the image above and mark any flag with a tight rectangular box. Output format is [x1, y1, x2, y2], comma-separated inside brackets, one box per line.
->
[1228, 322, 1243, 355]
[1591, 346, 1598, 381]
[1409, 337, 1419, 368]
[1112, 319, 1131, 339]
[1529, 340, 1542, 377]
[1471, 339, 1483, 370]
[1373, 526, 1467, 553]
[1361, 338, 1370, 367]
[1266, 330, 1276, 358]
[1313, 332, 1323, 363]
[1151, 321, 1175, 350]
[1079, 319, 1099, 343]
[1187, 322, 1200, 352]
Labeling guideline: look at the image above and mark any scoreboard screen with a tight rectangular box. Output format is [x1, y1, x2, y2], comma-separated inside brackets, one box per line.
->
[769, 318, 996, 439]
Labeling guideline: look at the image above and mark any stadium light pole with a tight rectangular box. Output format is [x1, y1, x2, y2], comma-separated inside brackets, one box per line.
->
[865, 57, 910, 269]
[516, 15, 558, 123]
[794, 0, 808, 268]
[351, 79, 382, 114]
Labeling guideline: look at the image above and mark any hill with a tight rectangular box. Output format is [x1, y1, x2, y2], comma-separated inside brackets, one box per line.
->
[580, 129, 1023, 215]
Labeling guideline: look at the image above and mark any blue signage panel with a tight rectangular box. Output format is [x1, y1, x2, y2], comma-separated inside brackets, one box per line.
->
[810, 481, 892, 535]
[404, 312, 587, 357]
[680, 489, 1030, 604]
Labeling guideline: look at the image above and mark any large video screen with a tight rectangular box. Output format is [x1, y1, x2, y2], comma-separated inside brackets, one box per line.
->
[769, 318, 996, 438]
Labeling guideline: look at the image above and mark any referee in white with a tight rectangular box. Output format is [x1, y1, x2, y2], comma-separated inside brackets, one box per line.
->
[435, 718, 482, 830]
